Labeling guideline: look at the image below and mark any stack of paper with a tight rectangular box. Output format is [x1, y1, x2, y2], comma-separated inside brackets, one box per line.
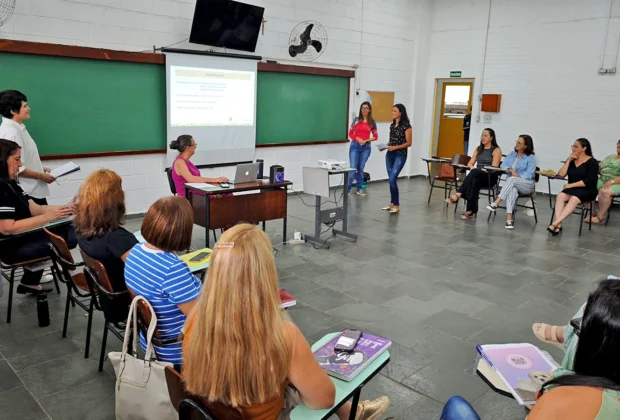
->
[50, 162, 80, 178]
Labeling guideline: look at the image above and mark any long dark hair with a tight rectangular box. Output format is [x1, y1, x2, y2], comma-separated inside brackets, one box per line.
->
[540, 279, 620, 394]
[392, 104, 410, 126]
[0, 139, 20, 181]
[169, 134, 194, 153]
[476, 128, 498, 155]
[518, 134, 535, 156]
[357, 101, 375, 128]
[576, 138, 594, 157]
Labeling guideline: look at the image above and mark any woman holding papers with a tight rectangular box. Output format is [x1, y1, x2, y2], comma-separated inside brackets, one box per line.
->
[445, 128, 502, 219]
[0, 139, 76, 294]
[170, 135, 229, 197]
[183, 223, 390, 419]
[381, 104, 412, 214]
[347, 101, 378, 197]
[74, 169, 138, 322]
[486, 135, 537, 229]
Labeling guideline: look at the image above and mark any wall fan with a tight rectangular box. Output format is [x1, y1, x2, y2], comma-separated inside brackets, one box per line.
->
[0, 0, 15, 27]
[288, 21, 328, 61]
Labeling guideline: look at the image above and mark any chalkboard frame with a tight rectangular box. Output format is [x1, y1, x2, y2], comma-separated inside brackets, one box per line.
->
[0, 39, 355, 158]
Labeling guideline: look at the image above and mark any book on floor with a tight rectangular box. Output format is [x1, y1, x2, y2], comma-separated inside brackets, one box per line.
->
[314, 331, 391, 381]
[476, 343, 559, 405]
[279, 288, 296, 309]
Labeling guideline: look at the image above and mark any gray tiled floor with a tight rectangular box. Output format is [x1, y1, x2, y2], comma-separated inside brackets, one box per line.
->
[1, 178, 619, 420]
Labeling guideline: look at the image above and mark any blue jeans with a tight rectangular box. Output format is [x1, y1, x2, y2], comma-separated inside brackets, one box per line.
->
[385, 151, 407, 206]
[441, 396, 480, 420]
[348, 142, 371, 192]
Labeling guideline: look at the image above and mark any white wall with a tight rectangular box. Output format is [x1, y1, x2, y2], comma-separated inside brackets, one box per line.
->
[0, 0, 419, 213]
[414, 0, 620, 194]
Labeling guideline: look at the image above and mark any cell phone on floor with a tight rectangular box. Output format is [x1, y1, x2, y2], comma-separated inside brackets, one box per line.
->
[570, 317, 582, 336]
[189, 251, 211, 263]
[220, 182, 230, 188]
[334, 329, 362, 352]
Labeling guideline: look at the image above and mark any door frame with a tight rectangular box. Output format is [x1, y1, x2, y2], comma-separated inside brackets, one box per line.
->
[429, 78, 475, 157]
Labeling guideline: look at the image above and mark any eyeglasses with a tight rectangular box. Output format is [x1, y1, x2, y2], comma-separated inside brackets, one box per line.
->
[361, 107, 370, 110]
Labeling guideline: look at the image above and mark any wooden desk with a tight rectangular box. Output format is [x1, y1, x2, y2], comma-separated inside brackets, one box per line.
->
[290, 332, 390, 420]
[185, 180, 292, 248]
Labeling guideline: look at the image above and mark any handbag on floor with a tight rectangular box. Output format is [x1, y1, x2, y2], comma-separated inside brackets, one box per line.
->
[108, 295, 176, 420]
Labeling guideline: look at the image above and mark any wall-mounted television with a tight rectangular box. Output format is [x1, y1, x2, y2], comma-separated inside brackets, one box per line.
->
[189, 0, 265, 53]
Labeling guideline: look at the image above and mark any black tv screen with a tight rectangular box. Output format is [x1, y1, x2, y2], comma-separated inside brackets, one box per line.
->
[189, 0, 265, 53]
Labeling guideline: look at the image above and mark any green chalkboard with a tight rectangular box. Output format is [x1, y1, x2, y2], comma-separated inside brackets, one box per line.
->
[0, 53, 166, 156]
[256, 72, 349, 145]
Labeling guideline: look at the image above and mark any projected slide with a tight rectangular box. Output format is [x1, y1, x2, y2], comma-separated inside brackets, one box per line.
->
[170, 66, 255, 127]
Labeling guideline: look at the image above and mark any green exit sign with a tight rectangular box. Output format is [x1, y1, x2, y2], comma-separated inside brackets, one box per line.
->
[450, 71, 462, 78]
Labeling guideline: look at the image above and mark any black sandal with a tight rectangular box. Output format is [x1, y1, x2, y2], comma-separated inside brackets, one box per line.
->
[547, 224, 562, 236]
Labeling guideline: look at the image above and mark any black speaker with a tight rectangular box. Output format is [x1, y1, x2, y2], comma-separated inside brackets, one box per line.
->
[257, 159, 264, 179]
[269, 165, 284, 183]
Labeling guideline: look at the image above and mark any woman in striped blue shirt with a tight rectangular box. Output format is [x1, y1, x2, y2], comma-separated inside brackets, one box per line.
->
[124, 196, 201, 365]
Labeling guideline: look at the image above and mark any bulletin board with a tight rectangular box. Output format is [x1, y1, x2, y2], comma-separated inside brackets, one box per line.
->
[367, 91, 395, 122]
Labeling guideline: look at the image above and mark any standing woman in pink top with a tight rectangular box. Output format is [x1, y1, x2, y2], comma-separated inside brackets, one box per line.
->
[170, 135, 229, 197]
[347, 102, 378, 196]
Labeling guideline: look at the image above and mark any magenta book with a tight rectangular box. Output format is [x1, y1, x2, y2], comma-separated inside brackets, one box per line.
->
[477, 343, 559, 405]
[314, 332, 391, 381]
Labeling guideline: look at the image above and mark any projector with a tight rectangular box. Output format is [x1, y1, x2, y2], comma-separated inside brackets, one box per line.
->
[318, 159, 347, 170]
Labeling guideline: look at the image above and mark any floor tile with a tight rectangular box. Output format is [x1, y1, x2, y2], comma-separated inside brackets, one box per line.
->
[16, 352, 112, 399]
[327, 302, 394, 323]
[287, 306, 341, 338]
[0, 387, 47, 420]
[402, 361, 489, 404]
[38, 377, 115, 420]
[342, 284, 403, 305]
[295, 287, 360, 312]
[412, 332, 479, 370]
[472, 391, 528, 420]
[359, 374, 425, 419]
[2, 332, 80, 371]
[0, 360, 22, 394]
[421, 310, 490, 340]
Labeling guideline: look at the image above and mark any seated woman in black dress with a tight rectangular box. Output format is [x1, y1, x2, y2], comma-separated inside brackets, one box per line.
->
[446, 128, 502, 219]
[0, 139, 76, 294]
[74, 169, 138, 322]
[548, 138, 599, 235]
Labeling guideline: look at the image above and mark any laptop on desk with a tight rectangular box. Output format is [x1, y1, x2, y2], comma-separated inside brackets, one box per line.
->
[230, 163, 260, 185]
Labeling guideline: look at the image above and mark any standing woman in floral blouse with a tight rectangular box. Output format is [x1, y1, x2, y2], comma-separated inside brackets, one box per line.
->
[381, 104, 412, 214]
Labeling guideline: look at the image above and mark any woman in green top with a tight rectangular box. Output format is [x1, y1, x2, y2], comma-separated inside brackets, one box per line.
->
[528, 279, 620, 419]
[589, 139, 620, 224]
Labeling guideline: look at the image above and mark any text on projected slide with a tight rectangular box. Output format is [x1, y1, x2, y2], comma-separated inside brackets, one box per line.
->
[170, 66, 255, 127]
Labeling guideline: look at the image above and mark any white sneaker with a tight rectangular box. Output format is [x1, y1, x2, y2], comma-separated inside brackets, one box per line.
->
[39, 274, 54, 284]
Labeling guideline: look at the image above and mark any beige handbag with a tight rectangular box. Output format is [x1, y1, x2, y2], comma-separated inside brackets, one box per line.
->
[108, 296, 176, 420]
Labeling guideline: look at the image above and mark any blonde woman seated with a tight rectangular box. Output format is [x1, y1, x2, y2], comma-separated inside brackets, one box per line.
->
[183, 224, 390, 420]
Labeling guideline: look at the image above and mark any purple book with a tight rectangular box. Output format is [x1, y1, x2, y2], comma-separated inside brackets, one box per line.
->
[314, 332, 391, 381]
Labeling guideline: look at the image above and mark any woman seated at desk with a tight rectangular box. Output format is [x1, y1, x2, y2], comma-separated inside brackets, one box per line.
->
[548, 138, 598, 235]
[445, 128, 502, 219]
[170, 135, 228, 197]
[124, 196, 201, 365]
[486, 135, 537, 229]
[183, 223, 390, 420]
[0, 139, 75, 294]
[588, 139, 620, 224]
[443, 279, 620, 420]
[74, 169, 138, 321]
